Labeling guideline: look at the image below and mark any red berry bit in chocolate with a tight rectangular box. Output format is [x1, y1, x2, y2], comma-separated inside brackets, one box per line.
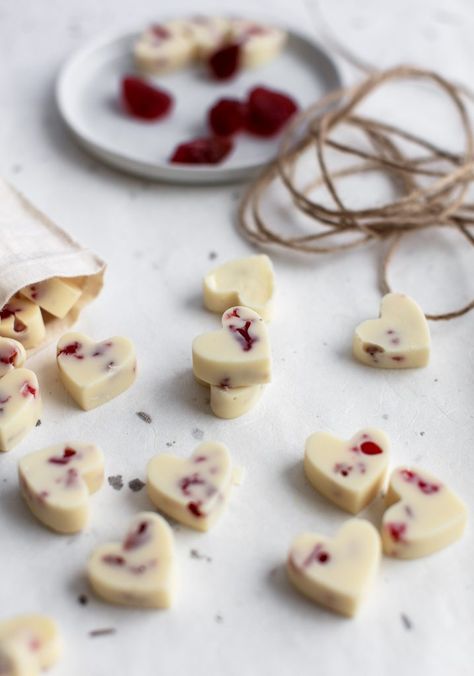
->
[48, 447, 77, 465]
[58, 341, 83, 359]
[303, 543, 331, 567]
[122, 76, 173, 121]
[208, 43, 241, 80]
[386, 522, 407, 543]
[399, 469, 440, 495]
[103, 554, 126, 566]
[188, 501, 204, 517]
[123, 521, 150, 551]
[151, 24, 170, 41]
[334, 462, 353, 477]
[245, 86, 298, 137]
[208, 98, 248, 137]
[360, 441, 383, 455]
[0, 305, 20, 321]
[170, 136, 233, 164]
[20, 382, 37, 398]
[179, 473, 206, 496]
[0, 348, 17, 365]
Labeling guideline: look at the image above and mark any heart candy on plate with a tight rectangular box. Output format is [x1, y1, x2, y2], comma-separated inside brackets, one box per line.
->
[353, 293, 430, 368]
[87, 512, 176, 608]
[381, 466, 467, 559]
[287, 519, 381, 617]
[56, 332, 136, 410]
[304, 428, 390, 514]
[0, 614, 62, 676]
[19, 442, 104, 533]
[0, 368, 41, 452]
[0, 296, 45, 349]
[192, 306, 271, 388]
[203, 255, 275, 321]
[147, 441, 240, 531]
[0, 337, 26, 379]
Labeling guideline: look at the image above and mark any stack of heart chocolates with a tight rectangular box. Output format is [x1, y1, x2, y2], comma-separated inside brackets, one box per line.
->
[0, 253, 468, 674]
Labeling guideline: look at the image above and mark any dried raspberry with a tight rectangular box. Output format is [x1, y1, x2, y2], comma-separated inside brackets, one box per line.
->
[208, 98, 248, 137]
[170, 136, 233, 164]
[208, 43, 241, 80]
[245, 86, 298, 137]
[121, 76, 173, 121]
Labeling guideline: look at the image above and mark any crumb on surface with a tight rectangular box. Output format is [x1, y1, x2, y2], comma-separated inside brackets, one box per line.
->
[78, 594, 89, 606]
[128, 478, 146, 492]
[215, 614, 223, 623]
[89, 628, 116, 638]
[136, 411, 152, 424]
[192, 428, 204, 440]
[107, 475, 123, 491]
[166, 441, 176, 447]
[401, 613, 413, 630]
[208, 251, 218, 260]
[35, 419, 42, 426]
[190, 548, 212, 562]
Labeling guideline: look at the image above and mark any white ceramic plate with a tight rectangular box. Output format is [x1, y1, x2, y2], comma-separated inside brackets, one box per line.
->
[56, 27, 341, 184]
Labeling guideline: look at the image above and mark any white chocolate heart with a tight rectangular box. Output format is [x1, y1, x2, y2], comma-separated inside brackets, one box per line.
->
[228, 20, 286, 68]
[19, 442, 104, 533]
[147, 442, 238, 531]
[0, 614, 61, 676]
[182, 16, 230, 58]
[192, 306, 271, 388]
[0, 369, 41, 452]
[203, 255, 275, 321]
[20, 277, 81, 319]
[56, 332, 136, 411]
[287, 519, 381, 617]
[210, 383, 264, 419]
[304, 428, 390, 514]
[87, 512, 176, 608]
[0, 297, 45, 349]
[0, 338, 26, 379]
[381, 466, 467, 559]
[353, 293, 430, 368]
[134, 21, 195, 76]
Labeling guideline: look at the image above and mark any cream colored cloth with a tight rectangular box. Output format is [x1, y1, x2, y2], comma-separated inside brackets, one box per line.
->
[0, 178, 106, 351]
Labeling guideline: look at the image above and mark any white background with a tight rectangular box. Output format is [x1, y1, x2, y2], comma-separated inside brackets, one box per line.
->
[0, 1, 473, 675]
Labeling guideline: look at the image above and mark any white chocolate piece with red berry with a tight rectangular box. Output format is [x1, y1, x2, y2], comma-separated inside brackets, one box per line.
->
[382, 466, 467, 559]
[87, 512, 176, 608]
[20, 277, 81, 319]
[147, 442, 239, 531]
[304, 428, 390, 514]
[228, 19, 286, 68]
[183, 16, 230, 58]
[56, 332, 136, 411]
[0, 369, 41, 452]
[210, 383, 264, 419]
[134, 22, 195, 75]
[0, 297, 45, 349]
[0, 338, 26, 379]
[353, 293, 430, 369]
[0, 614, 61, 676]
[19, 442, 104, 533]
[287, 519, 381, 617]
[192, 306, 271, 388]
[203, 255, 275, 321]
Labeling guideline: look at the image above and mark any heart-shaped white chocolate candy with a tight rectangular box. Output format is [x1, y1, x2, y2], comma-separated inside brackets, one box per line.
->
[87, 512, 176, 608]
[304, 428, 390, 514]
[210, 383, 264, 419]
[203, 255, 275, 321]
[0, 296, 45, 349]
[134, 21, 195, 76]
[228, 20, 286, 68]
[56, 332, 136, 411]
[0, 369, 41, 452]
[0, 338, 26, 379]
[192, 306, 271, 388]
[20, 277, 81, 319]
[381, 466, 467, 559]
[181, 16, 230, 58]
[147, 442, 238, 531]
[0, 614, 61, 676]
[19, 442, 104, 533]
[287, 519, 381, 617]
[353, 293, 430, 368]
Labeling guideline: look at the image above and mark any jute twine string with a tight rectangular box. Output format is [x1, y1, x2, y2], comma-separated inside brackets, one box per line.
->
[238, 65, 474, 320]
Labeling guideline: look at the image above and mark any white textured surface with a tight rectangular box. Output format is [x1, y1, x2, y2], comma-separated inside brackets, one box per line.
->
[0, 1, 473, 675]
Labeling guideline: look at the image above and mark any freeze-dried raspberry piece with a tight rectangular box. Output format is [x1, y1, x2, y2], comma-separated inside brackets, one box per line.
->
[121, 76, 173, 120]
[170, 136, 233, 164]
[208, 98, 248, 136]
[245, 86, 298, 137]
[208, 43, 241, 80]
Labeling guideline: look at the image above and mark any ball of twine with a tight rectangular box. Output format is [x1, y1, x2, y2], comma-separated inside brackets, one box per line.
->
[238, 65, 474, 320]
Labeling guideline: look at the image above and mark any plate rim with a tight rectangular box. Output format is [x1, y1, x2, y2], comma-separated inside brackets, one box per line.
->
[55, 24, 342, 184]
